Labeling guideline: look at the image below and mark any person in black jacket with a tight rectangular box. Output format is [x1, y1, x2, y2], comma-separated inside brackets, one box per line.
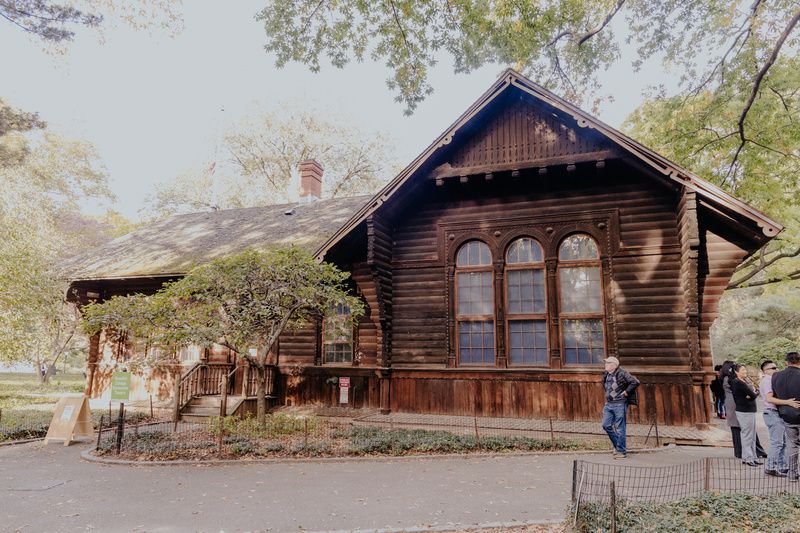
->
[710, 365, 725, 419]
[730, 363, 760, 466]
[601, 356, 639, 459]
[771, 351, 800, 482]
[721, 360, 768, 459]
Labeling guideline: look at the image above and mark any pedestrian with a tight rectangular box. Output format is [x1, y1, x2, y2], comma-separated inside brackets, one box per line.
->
[601, 356, 640, 459]
[771, 351, 800, 482]
[721, 360, 769, 459]
[761, 359, 799, 477]
[730, 363, 760, 466]
[711, 364, 726, 419]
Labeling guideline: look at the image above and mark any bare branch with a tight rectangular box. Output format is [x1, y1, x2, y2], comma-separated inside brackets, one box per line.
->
[737, 9, 800, 147]
[728, 246, 800, 288]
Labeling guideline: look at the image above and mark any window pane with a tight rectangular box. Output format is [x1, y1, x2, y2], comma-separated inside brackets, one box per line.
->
[456, 240, 492, 267]
[324, 304, 353, 363]
[507, 269, 545, 314]
[559, 267, 602, 313]
[559, 234, 599, 261]
[506, 238, 544, 264]
[561, 319, 605, 364]
[508, 320, 548, 365]
[459, 321, 495, 365]
[457, 271, 493, 316]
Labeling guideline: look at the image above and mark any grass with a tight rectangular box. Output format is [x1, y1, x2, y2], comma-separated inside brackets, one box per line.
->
[0, 372, 154, 442]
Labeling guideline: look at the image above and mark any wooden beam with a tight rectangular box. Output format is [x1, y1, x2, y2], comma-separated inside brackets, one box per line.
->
[430, 149, 620, 179]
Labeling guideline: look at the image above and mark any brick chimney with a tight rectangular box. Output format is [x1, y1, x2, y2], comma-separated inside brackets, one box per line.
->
[298, 159, 323, 201]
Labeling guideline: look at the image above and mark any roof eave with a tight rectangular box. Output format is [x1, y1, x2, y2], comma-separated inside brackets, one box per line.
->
[316, 69, 782, 260]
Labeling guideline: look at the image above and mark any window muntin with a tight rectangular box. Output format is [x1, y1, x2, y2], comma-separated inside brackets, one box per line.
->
[457, 240, 492, 267]
[455, 240, 495, 365]
[505, 237, 548, 366]
[559, 234, 599, 261]
[558, 234, 605, 365]
[561, 319, 605, 365]
[323, 303, 353, 363]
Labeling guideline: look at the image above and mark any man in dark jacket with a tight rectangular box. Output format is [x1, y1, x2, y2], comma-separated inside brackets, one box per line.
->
[602, 356, 640, 459]
[772, 351, 800, 482]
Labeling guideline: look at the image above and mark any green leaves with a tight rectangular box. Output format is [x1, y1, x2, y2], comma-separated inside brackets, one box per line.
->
[83, 246, 364, 364]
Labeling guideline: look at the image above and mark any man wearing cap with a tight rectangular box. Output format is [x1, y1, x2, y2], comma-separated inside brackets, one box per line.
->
[602, 356, 640, 459]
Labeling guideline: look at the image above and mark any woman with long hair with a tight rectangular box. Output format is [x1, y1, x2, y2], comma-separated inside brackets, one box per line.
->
[730, 363, 760, 465]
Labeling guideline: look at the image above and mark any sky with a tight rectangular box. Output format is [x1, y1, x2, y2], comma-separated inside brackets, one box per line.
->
[2, 2, 666, 220]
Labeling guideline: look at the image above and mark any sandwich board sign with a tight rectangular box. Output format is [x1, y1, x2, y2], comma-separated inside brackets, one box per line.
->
[110, 371, 131, 402]
[44, 396, 94, 446]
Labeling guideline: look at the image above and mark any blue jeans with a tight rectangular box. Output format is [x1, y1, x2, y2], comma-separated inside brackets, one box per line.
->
[602, 402, 628, 454]
[763, 409, 786, 471]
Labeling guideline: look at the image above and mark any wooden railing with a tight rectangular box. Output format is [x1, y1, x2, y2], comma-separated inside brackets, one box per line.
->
[174, 362, 234, 413]
[241, 363, 277, 397]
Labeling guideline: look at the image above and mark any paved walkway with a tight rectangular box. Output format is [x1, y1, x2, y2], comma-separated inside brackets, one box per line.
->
[0, 441, 730, 533]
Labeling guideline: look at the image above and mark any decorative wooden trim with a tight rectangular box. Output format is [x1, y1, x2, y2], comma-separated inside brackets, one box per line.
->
[441, 211, 619, 370]
[431, 149, 620, 179]
[366, 214, 394, 368]
[678, 188, 702, 372]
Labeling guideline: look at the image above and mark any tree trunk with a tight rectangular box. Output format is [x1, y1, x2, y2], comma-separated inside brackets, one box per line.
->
[256, 366, 267, 427]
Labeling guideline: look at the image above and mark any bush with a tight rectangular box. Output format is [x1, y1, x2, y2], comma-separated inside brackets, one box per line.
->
[291, 442, 331, 456]
[576, 492, 800, 533]
[260, 441, 284, 453]
[229, 440, 255, 456]
[207, 413, 319, 439]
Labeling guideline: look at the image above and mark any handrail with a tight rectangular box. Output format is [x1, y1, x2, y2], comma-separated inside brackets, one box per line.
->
[176, 362, 205, 411]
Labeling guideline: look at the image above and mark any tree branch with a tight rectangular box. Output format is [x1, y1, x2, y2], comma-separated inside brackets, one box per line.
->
[737, 9, 800, 147]
[728, 246, 800, 288]
[577, 0, 626, 46]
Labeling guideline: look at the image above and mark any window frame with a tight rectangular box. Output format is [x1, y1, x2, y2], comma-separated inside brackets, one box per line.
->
[503, 237, 549, 367]
[556, 233, 607, 366]
[322, 304, 355, 365]
[442, 211, 617, 370]
[454, 239, 496, 367]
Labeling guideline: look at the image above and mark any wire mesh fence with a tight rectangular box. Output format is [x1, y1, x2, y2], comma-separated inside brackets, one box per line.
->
[572, 456, 800, 531]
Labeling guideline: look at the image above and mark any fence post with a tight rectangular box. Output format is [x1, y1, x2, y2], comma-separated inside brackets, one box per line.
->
[571, 460, 578, 502]
[610, 480, 617, 533]
[473, 415, 481, 450]
[304, 418, 309, 455]
[704, 457, 712, 491]
[172, 373, 181, 433]
[149, 395, 153, 419]
[95, 414, 104, 451]
[217, 415, 224, 457]
[549, 417, 555, 445]
[220, 375, 228, 418]
[0, 407, 3, 425]
[115, 403, 124, 455]
[654, 415, 660, 447]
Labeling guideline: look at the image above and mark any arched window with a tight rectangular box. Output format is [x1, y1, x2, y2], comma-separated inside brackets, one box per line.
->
[558, 234, 605, 365]
[323, 303, 353, 363]
[455, 240, 495, 365]
[505, 237, 547, 365]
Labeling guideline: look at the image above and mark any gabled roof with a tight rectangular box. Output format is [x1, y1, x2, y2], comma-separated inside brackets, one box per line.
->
[66, 196, 370, 281]
[316, 69, 782, 259]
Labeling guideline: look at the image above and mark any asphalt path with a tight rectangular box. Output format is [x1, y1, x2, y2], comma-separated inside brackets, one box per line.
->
[0, 442, 730, 533]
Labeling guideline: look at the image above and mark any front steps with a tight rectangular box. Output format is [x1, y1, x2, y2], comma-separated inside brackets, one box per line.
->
[179, 395, 245, 423]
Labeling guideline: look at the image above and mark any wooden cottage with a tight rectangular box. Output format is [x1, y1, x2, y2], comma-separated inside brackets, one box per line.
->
[68, 70, 781, 428]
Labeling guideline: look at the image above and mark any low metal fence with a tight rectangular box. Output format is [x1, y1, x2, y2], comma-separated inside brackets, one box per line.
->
[572, 456, 800, 531]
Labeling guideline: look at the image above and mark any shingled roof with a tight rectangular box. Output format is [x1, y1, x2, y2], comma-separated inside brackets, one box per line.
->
[65, 195, 371, 281]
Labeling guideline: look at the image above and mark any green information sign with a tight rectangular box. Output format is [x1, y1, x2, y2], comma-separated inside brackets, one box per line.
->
[110, 372, 131, 401]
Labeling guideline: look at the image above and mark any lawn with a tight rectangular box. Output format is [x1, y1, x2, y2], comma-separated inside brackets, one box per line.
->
[0, 372, 154, 442]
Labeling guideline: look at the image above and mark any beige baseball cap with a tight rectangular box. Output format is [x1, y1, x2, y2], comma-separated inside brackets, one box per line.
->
[603, 356, 620, 365]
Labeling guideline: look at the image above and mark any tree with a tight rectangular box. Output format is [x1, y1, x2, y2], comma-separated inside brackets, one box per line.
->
[1, 0, 183, 44]
[258, 0, 800, 280]
[84, 247, 364, 425]
[711, 289, 800, 367]
[145, 108, 395, 218]
[624, 58, 800, 289]
[0, 118, 114, 380]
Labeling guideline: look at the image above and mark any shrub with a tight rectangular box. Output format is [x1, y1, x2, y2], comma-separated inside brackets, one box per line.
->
[229, 440, 255, 456]
[576, 492, 800, 533]
[260, 441, 284, 453]
[291, 442, 331, 456]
